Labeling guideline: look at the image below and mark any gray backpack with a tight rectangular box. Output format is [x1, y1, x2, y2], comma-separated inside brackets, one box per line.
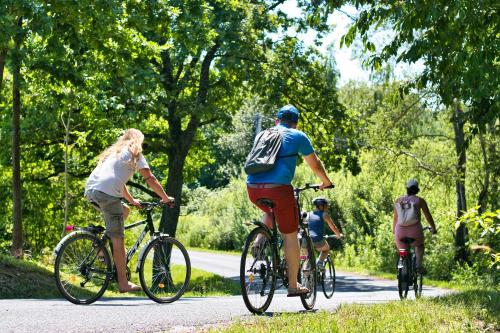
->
[244, 127, 296, 175]
[395, 200, 420, 226]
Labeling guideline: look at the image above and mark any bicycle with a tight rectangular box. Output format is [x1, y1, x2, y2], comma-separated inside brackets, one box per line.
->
[53, 201, 191, 305]
[396, 226, 432, 300]
[240, 183, 333, 314]
[314, 234, 339, 299]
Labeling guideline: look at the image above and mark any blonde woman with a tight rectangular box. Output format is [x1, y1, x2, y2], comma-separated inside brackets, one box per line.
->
[85, 128, 174, 293]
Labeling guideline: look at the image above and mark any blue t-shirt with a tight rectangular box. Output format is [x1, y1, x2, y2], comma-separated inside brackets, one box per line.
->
[247, 124, 314, 185]
[308, 210, 325, 242]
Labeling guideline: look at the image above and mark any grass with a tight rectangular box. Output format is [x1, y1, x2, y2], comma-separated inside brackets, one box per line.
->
[0, 254, 239, 299]
[186, 246, 241, 256]
[217, 289, 499, 333]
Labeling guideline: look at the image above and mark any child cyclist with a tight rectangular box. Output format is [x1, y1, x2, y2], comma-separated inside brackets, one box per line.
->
[307, 197, 343, 270]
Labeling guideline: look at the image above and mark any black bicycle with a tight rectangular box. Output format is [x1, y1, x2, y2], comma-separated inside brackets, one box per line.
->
[54, 201, 191, 304]
[315, 235, 338, 299]
[397, 226, 432, 300]
[240, 183, 333, 314]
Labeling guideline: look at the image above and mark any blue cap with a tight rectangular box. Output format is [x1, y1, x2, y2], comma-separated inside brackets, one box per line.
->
[277, 105, 299, 122]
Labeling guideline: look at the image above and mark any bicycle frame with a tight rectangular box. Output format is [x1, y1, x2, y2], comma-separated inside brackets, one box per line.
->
[123, 211, 157, 264]
[94, 203, 166, 275]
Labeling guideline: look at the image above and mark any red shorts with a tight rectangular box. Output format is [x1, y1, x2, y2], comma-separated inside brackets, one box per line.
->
[247, 184, 299, 234]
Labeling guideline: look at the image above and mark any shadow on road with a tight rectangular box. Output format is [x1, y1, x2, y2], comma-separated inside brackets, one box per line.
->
[334, 276, 398, 293]
[230, 275, 399, 294]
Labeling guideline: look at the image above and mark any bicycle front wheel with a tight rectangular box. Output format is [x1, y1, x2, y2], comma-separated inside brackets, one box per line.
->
[139, 237, 191, 303]
[322, 256, 336, 299]
[240, 227, 276, 314]
[54, 233, 111, 304]
[299, 234, 317, 310]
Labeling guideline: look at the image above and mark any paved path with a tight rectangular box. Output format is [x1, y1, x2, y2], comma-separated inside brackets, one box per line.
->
[0, 250, 452, 333]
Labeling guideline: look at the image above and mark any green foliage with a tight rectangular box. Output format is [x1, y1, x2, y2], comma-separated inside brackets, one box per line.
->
[455, 207, 500, 284]
[345, 0, 499, 125]
[178, 177, 256, 251]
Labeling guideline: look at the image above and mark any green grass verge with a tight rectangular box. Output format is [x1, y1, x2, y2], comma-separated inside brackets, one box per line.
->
[0, 254, 239, 299]
[218, 289, 499, 333]
[186, 246, 241, 256]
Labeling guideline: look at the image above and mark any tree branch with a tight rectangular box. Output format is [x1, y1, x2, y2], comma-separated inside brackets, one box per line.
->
[198, 41, 220, 105]
[267, 0, 286, 11]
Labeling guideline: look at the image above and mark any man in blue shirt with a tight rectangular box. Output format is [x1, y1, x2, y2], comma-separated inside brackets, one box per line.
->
[247, 104, 333, 296]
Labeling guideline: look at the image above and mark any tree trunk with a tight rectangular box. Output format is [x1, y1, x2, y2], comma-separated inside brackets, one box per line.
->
[477, 129, 489, 214]
[11, 18, 23, 258]
[487, 123, 499, 210]
[0, 47, 6, 92]
[452, 101, 468, 263]
[158, 43, 219, 237]
[61, 108, 72, 236]
[160, 151, 187, 237]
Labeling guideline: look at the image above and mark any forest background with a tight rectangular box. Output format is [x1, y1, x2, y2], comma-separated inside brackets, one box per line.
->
[0, 0, 498, 288]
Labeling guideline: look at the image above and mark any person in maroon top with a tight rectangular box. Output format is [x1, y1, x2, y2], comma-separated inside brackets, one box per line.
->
[393, 179, 437, 273]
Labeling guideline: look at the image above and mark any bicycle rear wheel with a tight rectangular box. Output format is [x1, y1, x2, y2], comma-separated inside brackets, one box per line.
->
[397, 257, 410, 300]
[322, 256, 335, 299]
[54, 233, 111, 304]
[139, 236, 191, 303]
[299, 234, 317, 310]
[240, 227, 276, 314]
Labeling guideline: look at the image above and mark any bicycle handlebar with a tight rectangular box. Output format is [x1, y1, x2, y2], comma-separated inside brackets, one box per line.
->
[324, 234, 342, 240]
[295, 183, 335, 193]
[138, 201, 164, 209]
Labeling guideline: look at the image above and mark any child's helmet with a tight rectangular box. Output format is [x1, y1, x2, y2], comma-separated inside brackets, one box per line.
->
[312, 197, 329, 206]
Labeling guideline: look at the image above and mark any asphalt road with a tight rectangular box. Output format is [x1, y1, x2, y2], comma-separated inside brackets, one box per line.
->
[0, 250, 452, 333]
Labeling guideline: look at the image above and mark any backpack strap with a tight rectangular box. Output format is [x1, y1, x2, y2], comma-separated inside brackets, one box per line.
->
[275, 126, 299, 159]
[277, 153, 298, 158]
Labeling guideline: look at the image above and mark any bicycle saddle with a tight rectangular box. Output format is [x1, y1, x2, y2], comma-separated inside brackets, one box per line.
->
[84, 224, 106, 234]
[401, 237, 415, 245]
[256, 198, 274, 208]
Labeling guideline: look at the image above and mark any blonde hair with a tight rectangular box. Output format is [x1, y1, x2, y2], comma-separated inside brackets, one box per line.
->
[98, 128, 144, 167]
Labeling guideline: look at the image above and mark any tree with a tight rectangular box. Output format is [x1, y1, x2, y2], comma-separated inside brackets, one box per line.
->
[341, 0, 500, 262]
[116, 0, 345, 237]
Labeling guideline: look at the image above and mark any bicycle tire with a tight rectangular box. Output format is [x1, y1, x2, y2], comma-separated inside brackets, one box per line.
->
[299, 234, 317, 310]
[397, 256, 410, 300]
[240, 227, 276, 314]
[54, 233, 111, 305]
[139, 236, 191, 303]
[322, 256, 335, 299]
